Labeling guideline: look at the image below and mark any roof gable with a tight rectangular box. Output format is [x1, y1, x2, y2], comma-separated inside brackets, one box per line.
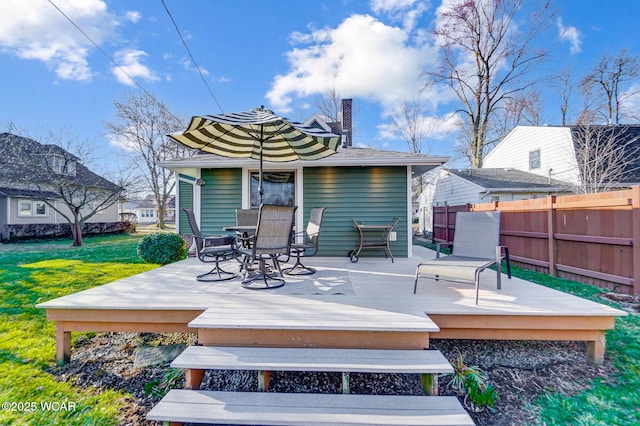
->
[0, 133, 120, 192]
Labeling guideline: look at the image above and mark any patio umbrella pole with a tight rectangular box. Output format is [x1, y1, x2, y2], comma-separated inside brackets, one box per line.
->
[259, 124, 264, 205]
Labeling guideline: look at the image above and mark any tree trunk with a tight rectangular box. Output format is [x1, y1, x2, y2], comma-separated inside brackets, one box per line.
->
[71, 213, 83, 247]
[157, 204, 166, 229]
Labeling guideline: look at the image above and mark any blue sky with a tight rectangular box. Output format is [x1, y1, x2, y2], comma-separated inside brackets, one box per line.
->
[1, 0, 639, 172]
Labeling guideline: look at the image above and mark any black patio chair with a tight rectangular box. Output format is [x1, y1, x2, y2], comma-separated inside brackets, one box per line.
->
[283, 207, 326, 275]
[182, 208, 237, 282]
[235, 204, 297, 290]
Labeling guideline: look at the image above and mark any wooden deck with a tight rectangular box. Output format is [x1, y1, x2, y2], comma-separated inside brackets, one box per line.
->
[37, 245, 626, 365]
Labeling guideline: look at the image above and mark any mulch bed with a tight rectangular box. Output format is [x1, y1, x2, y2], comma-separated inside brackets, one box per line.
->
[50, 292, 638, 425]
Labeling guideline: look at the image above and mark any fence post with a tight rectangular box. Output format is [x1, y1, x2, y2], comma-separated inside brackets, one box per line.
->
[548, 195, 557, 276]
[632, 186, 640, 295]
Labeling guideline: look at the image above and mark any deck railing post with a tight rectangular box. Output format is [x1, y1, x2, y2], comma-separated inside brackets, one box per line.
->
[547, 195, 557, 277]
[632, 186, 640, 295]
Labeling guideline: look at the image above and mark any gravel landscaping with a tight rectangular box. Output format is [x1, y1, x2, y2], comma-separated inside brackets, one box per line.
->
[50, 328, 620, 426]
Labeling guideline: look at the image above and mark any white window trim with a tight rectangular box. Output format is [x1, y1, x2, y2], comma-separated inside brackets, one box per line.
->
[17, 199, 49, 218]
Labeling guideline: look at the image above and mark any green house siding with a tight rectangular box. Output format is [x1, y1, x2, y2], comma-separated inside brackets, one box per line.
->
[178, 178, 194, 233]
[182, 166, 409, 258]
[303, 166, 408, 258]
[199, 168, 243, 235]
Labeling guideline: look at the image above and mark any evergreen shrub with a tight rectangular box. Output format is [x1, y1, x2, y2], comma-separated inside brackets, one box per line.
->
[137, 233, 187, 265]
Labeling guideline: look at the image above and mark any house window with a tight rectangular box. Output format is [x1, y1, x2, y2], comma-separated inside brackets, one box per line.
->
[18, 199, 48, 217]
[529, 149, 541, 170]
[51, 155, 77, 176]
[250, 171, 295, 208]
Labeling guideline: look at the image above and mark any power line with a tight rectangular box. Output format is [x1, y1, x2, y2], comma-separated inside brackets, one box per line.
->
[161, 0, 224, 113]
[47, 0, 162, 105]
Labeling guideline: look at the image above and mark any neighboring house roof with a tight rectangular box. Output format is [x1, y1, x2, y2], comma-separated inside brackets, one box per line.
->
[569, 125, 640, 184]
[161, 146, 449, 175]
[0, 133, 120, 193]
[0, 187, 59, 199]
[447, 168, 569, 192]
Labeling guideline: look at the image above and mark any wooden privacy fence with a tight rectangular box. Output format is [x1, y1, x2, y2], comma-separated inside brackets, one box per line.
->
[433, 187, 640, 296]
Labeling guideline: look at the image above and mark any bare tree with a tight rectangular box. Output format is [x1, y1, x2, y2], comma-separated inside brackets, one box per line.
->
[314, 88, 342, 122]
[390, 99, 434, 154]
[554, 69, 575, 126]
[571, 125, 640, 193]
[579, 50, 640, 124]
[425, 0, 555, 167]
[105, 91, 190, 229]
[0, 130, 125, 246]
[492, 89, 544, 139]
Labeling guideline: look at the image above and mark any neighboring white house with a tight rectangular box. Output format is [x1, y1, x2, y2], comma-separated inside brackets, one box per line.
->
[483, 125, 640, 188]
[417, 166, 569, 234]
[418, 124, 640, 235]
[120, 195, 176, 224]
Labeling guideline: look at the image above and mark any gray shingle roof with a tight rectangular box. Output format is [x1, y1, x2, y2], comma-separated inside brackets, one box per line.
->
[448, 168, 569, 191]
[0, 133, 120, 192]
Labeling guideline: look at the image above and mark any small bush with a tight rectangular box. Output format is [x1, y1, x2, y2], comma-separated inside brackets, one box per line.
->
[137, 233, 187, 265]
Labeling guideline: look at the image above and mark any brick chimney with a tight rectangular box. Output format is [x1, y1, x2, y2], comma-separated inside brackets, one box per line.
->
[341, 98, 352, 147]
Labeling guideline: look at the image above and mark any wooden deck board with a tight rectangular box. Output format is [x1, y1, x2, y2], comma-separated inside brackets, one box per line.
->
[172, 346, 454, 374]
[147, 390, 475, 425]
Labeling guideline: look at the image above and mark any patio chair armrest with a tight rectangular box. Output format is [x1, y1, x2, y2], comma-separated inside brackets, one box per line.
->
[435, 242, 452, 258]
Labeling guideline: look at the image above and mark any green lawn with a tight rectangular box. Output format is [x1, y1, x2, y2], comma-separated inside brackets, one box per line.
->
[0, 234, 158, 425]
[1, 236, 637, 424]
[415, 240, 640, 425]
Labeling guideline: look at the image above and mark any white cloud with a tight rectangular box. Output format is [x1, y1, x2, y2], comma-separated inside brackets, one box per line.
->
[370, 0, 428, 31]
[0, 0, 117, 81]
[125, 10, 141, 23]
[377, 111, 460, 143]
[111, 49, 160, 86]
[266, 13, 438, 113]
[557, 17, 581, 54]
[180, 57, 209, 76]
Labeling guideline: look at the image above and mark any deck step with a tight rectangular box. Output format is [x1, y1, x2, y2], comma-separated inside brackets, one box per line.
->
[147, 390, 475, 426]
[172, 345, 453, 395]
[172, 345, 453, 373]
[190, 303, 439, 349]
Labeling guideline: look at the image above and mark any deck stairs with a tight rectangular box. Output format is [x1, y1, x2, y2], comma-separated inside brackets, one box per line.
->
[147, 305, 475, 425]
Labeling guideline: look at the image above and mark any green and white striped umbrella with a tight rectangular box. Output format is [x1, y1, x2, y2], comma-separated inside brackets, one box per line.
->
[169, 107, 340, 204]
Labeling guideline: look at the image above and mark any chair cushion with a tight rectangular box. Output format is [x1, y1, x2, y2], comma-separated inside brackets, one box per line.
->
[417, 256, 496, 282]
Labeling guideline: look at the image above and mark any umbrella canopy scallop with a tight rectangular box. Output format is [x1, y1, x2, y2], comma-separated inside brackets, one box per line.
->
[168, 108, 341, 162]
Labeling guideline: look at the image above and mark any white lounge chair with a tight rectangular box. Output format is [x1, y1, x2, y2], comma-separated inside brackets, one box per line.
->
[413, 211, 511, 304]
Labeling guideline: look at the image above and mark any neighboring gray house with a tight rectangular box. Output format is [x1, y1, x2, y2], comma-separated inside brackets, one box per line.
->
[0, 133, 121, 241]
[418, 167, 570, 234]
